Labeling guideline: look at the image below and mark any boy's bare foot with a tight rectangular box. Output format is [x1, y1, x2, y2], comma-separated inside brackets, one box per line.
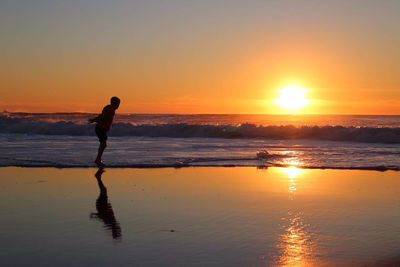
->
[95, 160, 106, 168]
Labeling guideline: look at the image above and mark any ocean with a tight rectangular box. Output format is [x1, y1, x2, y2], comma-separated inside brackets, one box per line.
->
[1, 112, 400, 170]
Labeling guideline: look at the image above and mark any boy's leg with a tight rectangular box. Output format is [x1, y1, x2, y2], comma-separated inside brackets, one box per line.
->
[94, 126, 108, 167]
[95, 140, 107, 166]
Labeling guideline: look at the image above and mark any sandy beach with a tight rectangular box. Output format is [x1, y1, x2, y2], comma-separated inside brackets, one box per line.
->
[1, 167, 399, 266]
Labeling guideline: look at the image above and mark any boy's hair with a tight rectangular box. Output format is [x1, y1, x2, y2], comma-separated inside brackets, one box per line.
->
[110, 96, 120, 106]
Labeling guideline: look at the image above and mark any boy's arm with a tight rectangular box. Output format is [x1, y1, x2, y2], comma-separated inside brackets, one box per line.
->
[88, 114, 102, 123]
[88, 106, 113, 124]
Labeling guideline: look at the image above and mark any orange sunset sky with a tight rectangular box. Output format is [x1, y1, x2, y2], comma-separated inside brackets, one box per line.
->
[1, 1, 399, 114]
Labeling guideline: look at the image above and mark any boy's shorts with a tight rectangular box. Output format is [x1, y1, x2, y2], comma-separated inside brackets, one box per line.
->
[95, 126, 108, 141]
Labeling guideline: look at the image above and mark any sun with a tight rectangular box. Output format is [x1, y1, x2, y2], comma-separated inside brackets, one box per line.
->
[276, 84, 310, 113]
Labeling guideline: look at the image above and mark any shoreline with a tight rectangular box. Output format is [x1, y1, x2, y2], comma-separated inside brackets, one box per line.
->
[0, 164, 398, 172]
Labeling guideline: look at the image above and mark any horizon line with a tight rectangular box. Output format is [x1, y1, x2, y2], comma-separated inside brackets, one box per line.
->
[2, 110, 400, 116]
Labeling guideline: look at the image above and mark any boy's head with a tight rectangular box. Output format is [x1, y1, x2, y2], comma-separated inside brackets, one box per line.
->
[110, 96, 120, 109]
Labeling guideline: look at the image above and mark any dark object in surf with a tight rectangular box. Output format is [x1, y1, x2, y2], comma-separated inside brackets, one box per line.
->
[256, 150, 270, 159]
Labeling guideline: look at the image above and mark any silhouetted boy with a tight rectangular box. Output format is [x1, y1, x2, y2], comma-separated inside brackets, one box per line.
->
[89, 96, 120, 168]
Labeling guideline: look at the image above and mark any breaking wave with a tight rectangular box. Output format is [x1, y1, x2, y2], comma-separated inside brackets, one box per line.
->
[1, 115, 400, 144]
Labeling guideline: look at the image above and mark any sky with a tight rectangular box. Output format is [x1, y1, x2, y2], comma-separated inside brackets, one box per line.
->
[1, 0, 399, 114]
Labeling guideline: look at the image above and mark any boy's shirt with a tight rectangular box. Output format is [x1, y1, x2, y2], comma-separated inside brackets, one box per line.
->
[96, 105, 116, 130]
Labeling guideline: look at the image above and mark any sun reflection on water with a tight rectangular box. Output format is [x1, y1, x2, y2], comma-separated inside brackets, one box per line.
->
[282, 160, 303, 195]
[283, 166, 303, 179]
[276, 212, 315, 267]
[273, 164, 316, 266]
[283, 166, 303, 194]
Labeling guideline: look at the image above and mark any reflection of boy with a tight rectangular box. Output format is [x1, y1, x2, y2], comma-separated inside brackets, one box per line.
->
[89, 96, 120, 167]
[90, 168, 122, 240]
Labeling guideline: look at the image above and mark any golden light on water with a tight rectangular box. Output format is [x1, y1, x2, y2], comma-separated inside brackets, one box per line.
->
[283, 166, 303, 179]
[281, 159, 304, 194]
[274, 164, 315, 266]
[276, 84, 310, 113]
[281, 165, 301, 194]
[277, 212, 315, 267]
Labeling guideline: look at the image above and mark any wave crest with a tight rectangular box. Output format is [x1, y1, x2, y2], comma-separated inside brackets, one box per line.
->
[1, 116, 400, 143]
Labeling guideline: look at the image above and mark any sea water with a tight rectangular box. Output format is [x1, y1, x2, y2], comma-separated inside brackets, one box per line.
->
[1, 113, 400, 170]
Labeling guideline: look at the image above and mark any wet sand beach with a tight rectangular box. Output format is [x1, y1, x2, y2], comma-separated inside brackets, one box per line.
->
[0, 167, 399, 266]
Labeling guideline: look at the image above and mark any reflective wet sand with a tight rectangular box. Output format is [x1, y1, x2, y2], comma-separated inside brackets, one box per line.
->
[0, 167, 399, 266]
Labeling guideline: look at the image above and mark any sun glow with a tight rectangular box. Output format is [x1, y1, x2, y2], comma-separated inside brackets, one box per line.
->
[276, 84, 310, 113]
